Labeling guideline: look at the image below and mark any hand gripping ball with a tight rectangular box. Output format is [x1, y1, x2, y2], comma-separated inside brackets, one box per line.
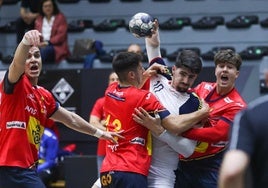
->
[129, 12, 154, 38]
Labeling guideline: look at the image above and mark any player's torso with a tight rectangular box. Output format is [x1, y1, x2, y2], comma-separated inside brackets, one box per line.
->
[150, 75, 190, 114]
[149, 75, 190, 177]
[102, 83, 162, 175]
[0, 75, 54, 168]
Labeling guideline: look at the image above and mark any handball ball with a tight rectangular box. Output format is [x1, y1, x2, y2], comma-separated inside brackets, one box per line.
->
[129, 12, 154, 38]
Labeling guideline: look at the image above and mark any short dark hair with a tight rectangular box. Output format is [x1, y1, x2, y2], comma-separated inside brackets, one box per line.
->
[214, 49, 242, 70]
[175, 50, 203, 74]
[112, 52, 143, 82]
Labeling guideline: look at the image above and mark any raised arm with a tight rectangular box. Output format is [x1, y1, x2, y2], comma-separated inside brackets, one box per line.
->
[8, 30, 42, 83]
[145, 20, 161, 62]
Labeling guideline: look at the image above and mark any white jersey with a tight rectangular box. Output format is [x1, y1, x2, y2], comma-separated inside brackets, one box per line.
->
[148, 74, 197, 188]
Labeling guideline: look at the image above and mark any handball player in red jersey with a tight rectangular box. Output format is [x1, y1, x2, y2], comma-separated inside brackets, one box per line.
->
[0, 30, 122, 188]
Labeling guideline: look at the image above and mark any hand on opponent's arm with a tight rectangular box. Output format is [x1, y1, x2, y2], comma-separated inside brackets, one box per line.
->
[132, 108, 165, 136]
[133, 99, 211, 135]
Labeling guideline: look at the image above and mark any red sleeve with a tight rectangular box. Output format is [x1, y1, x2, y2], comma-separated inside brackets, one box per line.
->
[182, 106, 243, 142]
[90, 97, 105, 119]
[182, 119, 230, 142]
[141, 79, 150, 90]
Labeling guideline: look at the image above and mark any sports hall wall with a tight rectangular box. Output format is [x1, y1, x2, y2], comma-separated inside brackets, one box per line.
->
[0, 0, 267, 155]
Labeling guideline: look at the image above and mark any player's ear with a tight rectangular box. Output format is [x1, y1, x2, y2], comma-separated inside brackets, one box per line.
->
[128, 71, 136, 80]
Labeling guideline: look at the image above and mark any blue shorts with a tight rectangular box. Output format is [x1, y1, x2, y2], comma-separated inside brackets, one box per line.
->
[174, 152, 224, 188]
[100, 171, 147, 188]
[0, 166, 46, 188]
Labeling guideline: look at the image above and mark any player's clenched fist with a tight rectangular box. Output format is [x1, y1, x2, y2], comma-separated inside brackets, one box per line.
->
[21, 30, 43, 46]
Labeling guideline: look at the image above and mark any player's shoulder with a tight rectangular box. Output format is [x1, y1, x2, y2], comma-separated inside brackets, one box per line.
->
[180, 91, 202, 114]
[95, 96, 105, 104]
[189, 91, 200, 99]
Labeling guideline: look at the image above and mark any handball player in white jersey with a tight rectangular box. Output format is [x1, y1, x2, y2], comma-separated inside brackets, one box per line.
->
[140, 23, 204, 188]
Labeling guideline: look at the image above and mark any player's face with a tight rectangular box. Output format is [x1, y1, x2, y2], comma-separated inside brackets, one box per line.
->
[25, 46, 42, 79]
[171, 66, 197, 92]
[215, 62, 239, 95]
[108, 72, 119, 85]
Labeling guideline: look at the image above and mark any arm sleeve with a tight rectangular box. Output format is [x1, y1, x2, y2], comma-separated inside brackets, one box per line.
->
[182, 117, 231, 142]
[183, 106, 243, 142]
[145, 30, 161, 62]
[157, 130, 196, 157]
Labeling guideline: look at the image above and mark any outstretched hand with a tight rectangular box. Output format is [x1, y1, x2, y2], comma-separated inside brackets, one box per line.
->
[100, 130, 125, 144]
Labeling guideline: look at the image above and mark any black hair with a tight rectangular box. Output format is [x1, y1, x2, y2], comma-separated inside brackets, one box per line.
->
[112, 52, 142, 82]
[175, 50, 203, 74]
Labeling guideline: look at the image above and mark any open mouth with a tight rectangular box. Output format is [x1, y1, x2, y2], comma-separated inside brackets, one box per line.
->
[221, 75, 229, 82]
[30, 65, 38, 71]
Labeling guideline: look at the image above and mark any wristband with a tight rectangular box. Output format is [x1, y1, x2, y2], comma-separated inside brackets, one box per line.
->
[22, 37, 30, 46]
[93, 129, 104, 138]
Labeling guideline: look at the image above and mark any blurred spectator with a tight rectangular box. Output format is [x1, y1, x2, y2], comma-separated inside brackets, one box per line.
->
[127, 43, 143, 56]
[38, 120, 59, 186]
[16, 0, 41, 44]
[35, 0, 70, 64]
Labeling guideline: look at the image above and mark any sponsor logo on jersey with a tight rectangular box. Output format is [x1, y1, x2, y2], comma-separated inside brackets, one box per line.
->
[25, 105, 37, 115]
[212, 141, 228, 147]
[107, 89, 126, 101]
[204, 84, 213, 91]
[130, 137, 145, 146]
[108, 143, 119, 152]
[224, 97, 234, 103]
[27, 93, 36, 103]
[6, 121, 26, 129]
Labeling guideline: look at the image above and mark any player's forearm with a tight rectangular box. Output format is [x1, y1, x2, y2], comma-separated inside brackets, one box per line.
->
[162, 110, 208, 135]
[9, 42, 31, 83]
[53, 107, 99, 137]
[145, 30, 161, 62]
[158, 130, 196, 157]
[182, 122, 229, 142]
[89, 120, 106, 131]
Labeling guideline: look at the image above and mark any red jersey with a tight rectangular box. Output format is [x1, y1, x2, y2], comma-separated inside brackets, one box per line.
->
[90, 97, 106, 156]
[101, 83, 168, 176]
[0, 74, 58, 168]
[181, 82, 247, 160]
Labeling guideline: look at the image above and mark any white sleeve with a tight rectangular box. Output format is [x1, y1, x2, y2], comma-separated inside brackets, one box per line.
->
[157, 130, 197, 158]
[145, 30, 161, 62]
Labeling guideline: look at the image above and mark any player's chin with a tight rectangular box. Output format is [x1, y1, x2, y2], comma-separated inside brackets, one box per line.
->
[28, 71, 40, 78]
[177, 87, 188, 93]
